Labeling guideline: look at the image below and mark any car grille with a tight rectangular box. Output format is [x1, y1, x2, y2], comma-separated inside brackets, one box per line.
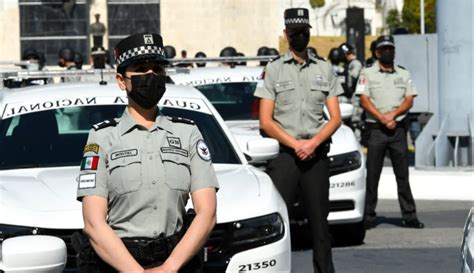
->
[329, 200, 355, 212]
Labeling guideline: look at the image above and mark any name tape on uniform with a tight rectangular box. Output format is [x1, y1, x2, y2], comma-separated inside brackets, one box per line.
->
[79, 173, 96, 189]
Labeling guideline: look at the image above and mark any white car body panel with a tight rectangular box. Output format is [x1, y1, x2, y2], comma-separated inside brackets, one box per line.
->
[0, 82, 291, 272]
[172, 66, 367, 226]
[461, 207, 474, 273]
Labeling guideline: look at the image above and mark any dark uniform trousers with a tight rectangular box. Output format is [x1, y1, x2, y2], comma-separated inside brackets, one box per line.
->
[267, 142, 335, 273]
[365, 123, 417, 221]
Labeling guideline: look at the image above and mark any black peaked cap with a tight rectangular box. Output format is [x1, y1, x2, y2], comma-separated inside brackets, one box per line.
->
[114, 33, 169, 69]
[376, 35, 395, 49]
[284, 8, 312, 28]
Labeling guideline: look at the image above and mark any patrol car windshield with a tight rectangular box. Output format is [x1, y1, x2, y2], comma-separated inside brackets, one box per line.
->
[194, 82, 259, 120]
[0, 105, 240, 170]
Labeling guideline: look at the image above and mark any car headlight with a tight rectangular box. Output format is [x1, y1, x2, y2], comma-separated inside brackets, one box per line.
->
[0, 224, 39, 242]
[329, 151, 362, 176]
[231, 213, 284, 251]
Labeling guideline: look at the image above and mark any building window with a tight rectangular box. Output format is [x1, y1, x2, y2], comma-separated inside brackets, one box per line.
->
[19, 0, 89, 65]
[107, 0, 161, 62]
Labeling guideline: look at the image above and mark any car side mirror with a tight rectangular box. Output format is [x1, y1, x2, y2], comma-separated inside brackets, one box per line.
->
[244, 138, 279, 164]
[1, 235, 67, 272]
[340, 103, 354, 120]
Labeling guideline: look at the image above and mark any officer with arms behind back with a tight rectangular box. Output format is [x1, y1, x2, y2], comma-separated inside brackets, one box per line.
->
[75, 33, 219, 273]
[355, 35, 424, 230]
[254, 8, 342, 273]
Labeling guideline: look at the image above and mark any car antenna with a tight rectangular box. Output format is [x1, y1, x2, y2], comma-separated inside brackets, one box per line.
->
[99, 68, 107, 85]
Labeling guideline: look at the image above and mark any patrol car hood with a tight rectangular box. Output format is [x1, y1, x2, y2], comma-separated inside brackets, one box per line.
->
[0, 165, 282, 228]
[0, 167, 83, 229]
[211, 164, 283, 224]
[225, 120, 360, 156]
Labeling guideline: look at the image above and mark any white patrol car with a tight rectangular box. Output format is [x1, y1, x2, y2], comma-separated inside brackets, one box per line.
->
[0, 81, 291, 272]
[461, 207, 474, 273]
[171, 65, 367, 244]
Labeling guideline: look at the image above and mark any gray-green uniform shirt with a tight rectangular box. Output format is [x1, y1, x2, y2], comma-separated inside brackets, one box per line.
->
[355, 62, 417, 122]
[77, 108, 219, 238]
[254, 52, 343, 139]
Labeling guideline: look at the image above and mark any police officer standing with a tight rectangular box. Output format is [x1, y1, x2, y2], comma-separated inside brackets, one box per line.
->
[254, 8, 342, 273]
[76, 33, 219, 272]
[355, 35, 424, 230]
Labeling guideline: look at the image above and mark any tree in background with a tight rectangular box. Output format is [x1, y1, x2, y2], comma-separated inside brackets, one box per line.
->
[309, 0, 325, 8]
[401, 0, 436, 33]
[386, 9, 402, 34]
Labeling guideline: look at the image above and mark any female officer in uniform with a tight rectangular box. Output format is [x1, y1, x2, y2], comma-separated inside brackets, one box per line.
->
[76, 33, 219, 273]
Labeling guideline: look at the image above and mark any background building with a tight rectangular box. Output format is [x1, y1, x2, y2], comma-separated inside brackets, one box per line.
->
[0, 0, 404, 66]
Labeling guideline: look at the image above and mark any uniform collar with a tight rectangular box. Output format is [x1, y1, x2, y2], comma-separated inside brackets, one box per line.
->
[377, 61, 397, 74]
[120, 107, 173, 136]
[283, 51, 318, 65]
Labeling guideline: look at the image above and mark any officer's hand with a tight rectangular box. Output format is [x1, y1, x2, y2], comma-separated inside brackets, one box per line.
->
[295, 140, 317, 161]
[386, 120, 396, 130]
[379, 115, 391, 125]
[384, 111, 397, 123]
[144, 267, 177, 273]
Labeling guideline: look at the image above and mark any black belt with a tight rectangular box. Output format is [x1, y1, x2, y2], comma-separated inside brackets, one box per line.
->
[122, 232, 183, 265]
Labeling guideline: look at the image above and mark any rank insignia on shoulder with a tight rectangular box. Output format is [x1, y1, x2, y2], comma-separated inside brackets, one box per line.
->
[83, 143, 100, 154]
[171, 116, 195, 125]
[92, 119, 118, 131]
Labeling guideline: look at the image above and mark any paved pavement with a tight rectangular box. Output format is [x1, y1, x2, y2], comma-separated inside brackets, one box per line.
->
[291, 199, 473, 273]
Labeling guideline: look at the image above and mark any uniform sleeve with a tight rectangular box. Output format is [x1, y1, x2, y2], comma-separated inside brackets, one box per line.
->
[355, 69, 370, 97]
[405, 70, 418, 97]
[189, 126, 219, 193]
[348, 60, 363, 79]
[327, 64, 344, 98]
[77, 130, 108, 201]
[253, 63, 277, 100]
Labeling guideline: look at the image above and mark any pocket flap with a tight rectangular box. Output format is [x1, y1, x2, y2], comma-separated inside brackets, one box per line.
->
[160, 150, 190, 165]
[310, 81, 330, 92]
[275, 81, 295, 93]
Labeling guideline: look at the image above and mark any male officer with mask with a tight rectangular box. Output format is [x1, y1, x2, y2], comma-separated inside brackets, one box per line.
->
[76, 33, 218, 272]
[254, 8, 342, 273]
[355, 35, 424, 230]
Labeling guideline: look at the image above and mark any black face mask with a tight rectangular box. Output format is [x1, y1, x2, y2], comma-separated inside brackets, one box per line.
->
[379, 50, 395, 65]
[127, 73, 167, 109]
[289, 31, 310, 52]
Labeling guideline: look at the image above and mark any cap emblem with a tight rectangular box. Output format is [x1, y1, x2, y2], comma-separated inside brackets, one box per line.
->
[298, 9, 304, 16]
[143, 34, 154, 45]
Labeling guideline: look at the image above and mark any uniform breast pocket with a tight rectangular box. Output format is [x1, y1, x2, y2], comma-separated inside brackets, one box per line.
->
[108, 155, 143, 194]
[309, 83, 329, 111]
[275, 81, 295, 106]
[161, 153, 191, 192]
[394, 84, 407, 99]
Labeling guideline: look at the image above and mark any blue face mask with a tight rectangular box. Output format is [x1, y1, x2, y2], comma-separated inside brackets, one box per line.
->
[127, 73, 167, 109]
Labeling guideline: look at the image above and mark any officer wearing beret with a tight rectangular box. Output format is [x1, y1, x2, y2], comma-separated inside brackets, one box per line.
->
[76, 33, 219, 273]
[355, 35, 424, 230]
[254, 8, 342, 273]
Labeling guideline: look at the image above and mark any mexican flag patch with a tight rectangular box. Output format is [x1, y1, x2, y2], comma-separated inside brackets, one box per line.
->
[80, 156, 99, 171]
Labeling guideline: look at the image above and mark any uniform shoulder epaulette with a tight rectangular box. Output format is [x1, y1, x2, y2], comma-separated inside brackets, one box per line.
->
[170, 116, 195, 125]
[397, 65, 406, 70]
[316, 55, 325, 61]
[92, 119, 118, 131]
[270, 56, 281, 63]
